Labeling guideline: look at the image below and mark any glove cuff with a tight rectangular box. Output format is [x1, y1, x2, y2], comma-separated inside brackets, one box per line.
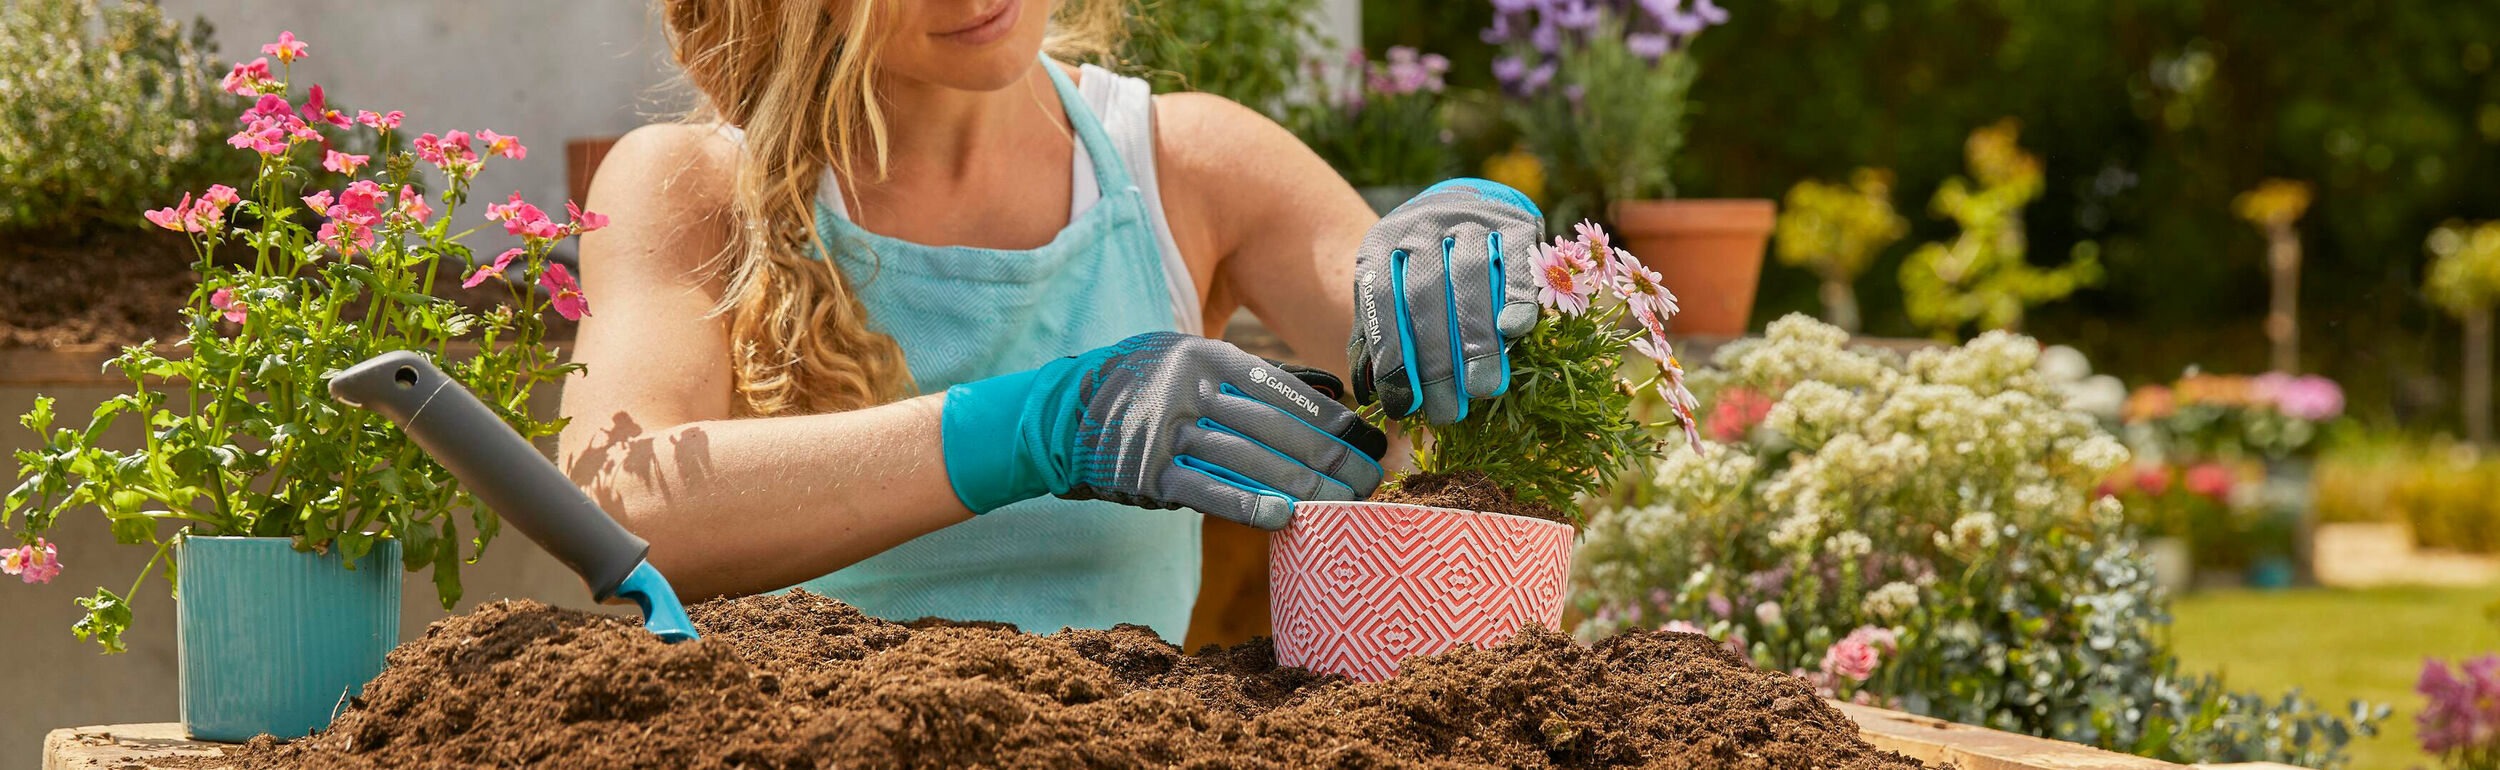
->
[940, 368, 1052, 514]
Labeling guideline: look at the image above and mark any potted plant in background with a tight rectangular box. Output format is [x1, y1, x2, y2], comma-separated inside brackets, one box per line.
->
[1773, 169, 1908, 334]
[1483, 0, 1768, 336]
[2, 31, 593, 742]
[1270, 222, 1696, 681]
[1288, 46, 1456, 214]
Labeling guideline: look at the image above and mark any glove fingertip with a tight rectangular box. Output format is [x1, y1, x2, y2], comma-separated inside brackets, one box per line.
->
[1497, 301, 1540, 339]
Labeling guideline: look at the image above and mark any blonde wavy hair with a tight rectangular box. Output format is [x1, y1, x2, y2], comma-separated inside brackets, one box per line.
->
[660, 0, 1128, 415]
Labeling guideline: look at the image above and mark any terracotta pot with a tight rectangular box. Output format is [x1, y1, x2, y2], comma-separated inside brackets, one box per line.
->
[1610, 199, 1777, 337]
[1269, 501, 1573, 682]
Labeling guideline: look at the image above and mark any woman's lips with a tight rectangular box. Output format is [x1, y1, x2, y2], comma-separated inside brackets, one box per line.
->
[938, 0, 1021, 46]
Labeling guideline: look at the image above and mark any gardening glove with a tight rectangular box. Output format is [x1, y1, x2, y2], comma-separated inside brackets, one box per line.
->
[1348, 177, 1546, 425]
[940, 332, 1389, 530]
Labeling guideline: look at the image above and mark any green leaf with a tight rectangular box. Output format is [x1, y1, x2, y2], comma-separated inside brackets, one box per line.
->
[73, 588, 135, 654]
[432, 518, 463, 609]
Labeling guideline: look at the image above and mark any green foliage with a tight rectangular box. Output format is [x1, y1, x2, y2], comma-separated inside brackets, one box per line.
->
[1776, 168, 1907, 331]
[1578, 315, 2383, 767]
[1412, 308, 1658, 516]
[1500, 15, 1696, 227]
[2315, 433, 2500, 555]
[0, 0, 252, 236]
[1899, 120, 2100, 339]
[3, 55, 583, 651]
[1118, 0, 1323, 118]
[1285, 47, 1453, 188]
[2428, 221, 2500, 319]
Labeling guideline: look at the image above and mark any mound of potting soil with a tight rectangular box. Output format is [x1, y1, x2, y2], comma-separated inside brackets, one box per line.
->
[1374, 469, 1572, 525]
[214, 591, 1929, 769]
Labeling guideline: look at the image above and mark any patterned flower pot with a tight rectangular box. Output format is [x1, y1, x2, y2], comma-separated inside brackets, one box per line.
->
[1269, 501, 1573, 682]
[179, 536, 400, 742]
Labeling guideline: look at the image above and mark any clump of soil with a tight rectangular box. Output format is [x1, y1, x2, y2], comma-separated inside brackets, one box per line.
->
[214, 591, 1929, 769]
[1374, 469, 1574, 525]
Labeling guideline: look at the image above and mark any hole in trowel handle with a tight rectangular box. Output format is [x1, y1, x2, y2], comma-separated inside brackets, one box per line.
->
[394, 365, 419, 389]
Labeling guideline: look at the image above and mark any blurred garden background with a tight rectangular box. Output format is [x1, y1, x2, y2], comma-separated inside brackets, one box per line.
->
[5, 0, 2499, 768]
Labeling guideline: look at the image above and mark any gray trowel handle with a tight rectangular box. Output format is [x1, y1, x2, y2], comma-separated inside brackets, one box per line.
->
[329, 350, 648, 600]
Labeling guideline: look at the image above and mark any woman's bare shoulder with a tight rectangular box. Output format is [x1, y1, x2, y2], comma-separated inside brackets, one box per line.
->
[581, 122, 745, 277]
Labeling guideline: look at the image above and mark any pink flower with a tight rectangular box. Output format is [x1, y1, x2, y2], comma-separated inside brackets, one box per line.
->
[316, 220, 374, 256]
[1608, 248, 1680, 321]
[1843, 625, 1899, 656]
[357, 110, 404, 131]
[299, 84, 350, 128]
[202, 184, 241, 210]
[477, 130, 527, 160]
[2184, 462, 2235, 500]
[323, 150, 369, 175]
[1530, 236, 1598, 314]
[487, 193, 555, 238]
[2276, 374, 2345, 422]
[143, 194, 195, 232]
[243, 94, 293, 122]
[219, 57, 275, 96]
[2418, 655, 2500, 755]
[1574, 219, 1612, 256]
[2132, 463, 2173, 495]
[414, 132, 480, 177]
[1707, 386, 1776, 443]
[260, 31, 307, 63]
[1659, 620, 1706, 635]
[301, 190, 335, 211]
[143, 193, 224, 234]
[464, 248, 524, 288]
[335, 180, 387, 223]
[227, 120, 292, 155]
[0, 537, 61, 584]
[539, 263, 590, 320]
[1821, 637, 1879, 682]
[566, 200, 609, 234]
[1706, 593, 1733, 618]
[396, 187, 433, 224]
[209, 288, 248, 324]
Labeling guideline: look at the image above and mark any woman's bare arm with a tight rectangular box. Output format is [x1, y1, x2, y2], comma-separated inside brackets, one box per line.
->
[559, 123, 970, 600]
[1154, 93, 1377, 377]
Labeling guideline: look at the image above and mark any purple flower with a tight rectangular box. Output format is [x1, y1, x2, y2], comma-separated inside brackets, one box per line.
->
[1520, 61, 1557, 94]
[1693, 0, 1729, 24]
[1551, 0, 1602, 30]
[1530, 22, 1562, 55]
[1706, 592, 1732, 618]
[1627, 32, 1670, 60]
[1482, 14, 1516, 44]
[1492, 55, 1529, 85]
[1661, 9, 1706, 37]
[1490, 0, 1535, 12]
[2418, 656, 2500, 755]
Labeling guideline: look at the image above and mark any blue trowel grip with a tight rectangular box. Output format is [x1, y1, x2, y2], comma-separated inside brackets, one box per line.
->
[328, 351, 649, 601]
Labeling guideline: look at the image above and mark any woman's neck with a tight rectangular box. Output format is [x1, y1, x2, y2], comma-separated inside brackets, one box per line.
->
[872, 61, 1067, 185]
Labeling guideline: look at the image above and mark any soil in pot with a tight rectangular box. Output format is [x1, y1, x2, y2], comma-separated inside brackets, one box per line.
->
[211, 591, 1930, 769]
[1372, 469, 1572, 525]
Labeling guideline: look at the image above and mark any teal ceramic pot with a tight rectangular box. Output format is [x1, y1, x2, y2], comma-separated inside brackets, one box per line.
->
[178, 536, 401, 742]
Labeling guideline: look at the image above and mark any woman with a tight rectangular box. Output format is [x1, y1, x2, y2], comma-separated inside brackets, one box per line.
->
[563, 0, 1541, 641]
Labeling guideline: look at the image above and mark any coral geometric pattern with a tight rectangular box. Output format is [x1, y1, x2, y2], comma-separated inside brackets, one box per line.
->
[1270, 501, 1574, 682]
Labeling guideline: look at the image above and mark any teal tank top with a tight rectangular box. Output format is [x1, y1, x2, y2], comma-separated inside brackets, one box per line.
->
[790, 60, 1201, 641]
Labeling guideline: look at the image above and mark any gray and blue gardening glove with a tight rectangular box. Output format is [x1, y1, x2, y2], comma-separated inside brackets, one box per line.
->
[1349, 178, 1546, 424]
[940, 332, 1389, 530]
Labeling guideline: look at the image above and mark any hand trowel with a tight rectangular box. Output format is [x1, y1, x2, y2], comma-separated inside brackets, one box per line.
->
[328, 350, 698, 642]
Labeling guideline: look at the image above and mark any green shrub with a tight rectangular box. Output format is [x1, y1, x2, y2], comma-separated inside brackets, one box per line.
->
[2315, 435, 2500, 554]
[1118, 0, 1323, 118]
[0, 0, 250, 237]
[1579, 314, 2384, 768]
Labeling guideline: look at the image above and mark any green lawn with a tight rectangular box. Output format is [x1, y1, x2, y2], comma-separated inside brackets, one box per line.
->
[2169, 586, 2500, 770]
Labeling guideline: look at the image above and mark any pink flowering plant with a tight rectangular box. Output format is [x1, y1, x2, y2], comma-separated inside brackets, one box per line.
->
[1394, 222, 1695, 517]
[3, 31, 596, 652]
[2420, 654, 2500, 769]
[1286, 46, 1454, 188]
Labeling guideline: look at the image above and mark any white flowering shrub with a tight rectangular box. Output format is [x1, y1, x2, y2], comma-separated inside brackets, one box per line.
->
[1576, 314, 2383, 768]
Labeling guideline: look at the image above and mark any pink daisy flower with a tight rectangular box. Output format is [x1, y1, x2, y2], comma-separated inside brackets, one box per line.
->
[1531, 236, 1598, 315]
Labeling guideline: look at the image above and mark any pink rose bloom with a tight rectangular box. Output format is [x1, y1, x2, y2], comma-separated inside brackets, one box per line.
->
[1821, 637, 1879, 682]
[1, 537, 62, 584]
[209, 288, 248, 324]
[2184, 462, 2235, 501]
[540, 263, 590, 321]
[1843, 625, 1899, 656]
